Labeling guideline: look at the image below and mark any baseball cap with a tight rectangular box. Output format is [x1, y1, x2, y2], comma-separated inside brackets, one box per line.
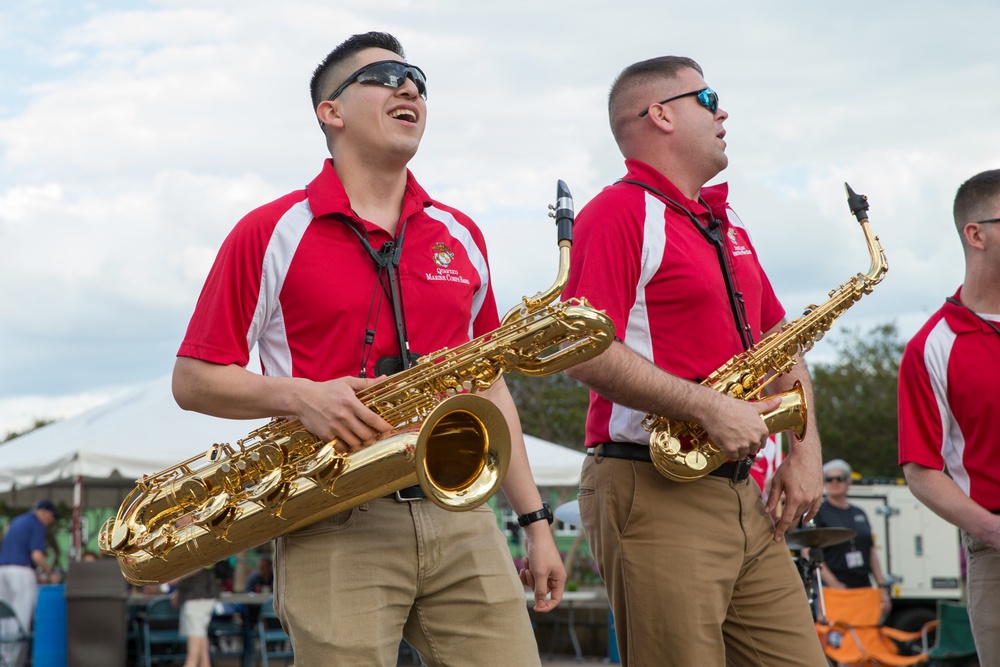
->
[822, 459, 852, 477]
[34, 499, 60, 518]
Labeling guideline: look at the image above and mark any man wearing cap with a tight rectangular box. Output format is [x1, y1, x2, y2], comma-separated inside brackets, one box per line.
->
[809, 460, 891, 615]
[0, 500, 60, 666]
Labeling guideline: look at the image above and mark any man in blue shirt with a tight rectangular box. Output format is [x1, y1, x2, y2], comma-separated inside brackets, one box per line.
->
[0, 499, 60, 667]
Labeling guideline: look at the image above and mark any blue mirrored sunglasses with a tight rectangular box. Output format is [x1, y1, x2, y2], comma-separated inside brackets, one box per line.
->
[326, 60, 427, 103]
[638, 87, 718, 118]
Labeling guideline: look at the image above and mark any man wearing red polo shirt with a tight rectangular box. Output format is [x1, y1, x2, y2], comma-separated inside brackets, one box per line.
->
[563, 56, 826, 666]
[898, 169, 1000, 666]
[172, 31, 563, 666]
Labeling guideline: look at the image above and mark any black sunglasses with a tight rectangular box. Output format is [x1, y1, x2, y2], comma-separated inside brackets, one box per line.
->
[639, 87, 718, 118]
[824, 475, 848, 483]
[326, 60, 427, 103]
[971, 217, 1000, 225]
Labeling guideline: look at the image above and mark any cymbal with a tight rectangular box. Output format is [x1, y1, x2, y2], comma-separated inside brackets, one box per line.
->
[785, 527, 856, 550]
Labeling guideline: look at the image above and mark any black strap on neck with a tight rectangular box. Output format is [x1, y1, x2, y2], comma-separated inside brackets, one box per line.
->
[618, 179, 755, 350]
[946, 297, 1000, 336]
[341, 218, 414, 375]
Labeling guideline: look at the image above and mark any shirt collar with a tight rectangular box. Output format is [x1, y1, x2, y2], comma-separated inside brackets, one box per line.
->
[621, 159, 730, 221]
[306, 159, 433, 230]
[943, 287, 1000, 335]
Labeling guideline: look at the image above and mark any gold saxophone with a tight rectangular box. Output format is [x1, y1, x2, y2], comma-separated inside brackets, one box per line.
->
[99, 180, 615, 585]
[644, 184, 888, 482]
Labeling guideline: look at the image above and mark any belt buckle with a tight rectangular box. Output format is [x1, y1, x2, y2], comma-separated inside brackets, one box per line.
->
[733, 458, 751, 482]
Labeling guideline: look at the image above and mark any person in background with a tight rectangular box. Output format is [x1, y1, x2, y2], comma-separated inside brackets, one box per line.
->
[0, 500, 60, 667]
[809, 459, 891, 617]
[171, 30, 563, 665]
[244, 556, 273, 595]
[171, 564, 220, 667]
[212, 558, 234, 593]
[562, 55, 826, 666]
[898, 168, 1000, 665]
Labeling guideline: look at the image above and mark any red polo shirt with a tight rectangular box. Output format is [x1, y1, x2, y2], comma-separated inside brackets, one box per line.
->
[178, 159, 500, 381]
[898, 289, 1000, 511]
[563, 160, 785, 447]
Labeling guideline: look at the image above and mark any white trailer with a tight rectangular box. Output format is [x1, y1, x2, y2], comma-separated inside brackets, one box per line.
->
[847, 479, 964, 631]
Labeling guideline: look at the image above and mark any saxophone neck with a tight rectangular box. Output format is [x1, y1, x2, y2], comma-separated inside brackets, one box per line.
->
[503, 180, 574, 323]
[845, 183, 889, 286]
[517, 242, 571, 313]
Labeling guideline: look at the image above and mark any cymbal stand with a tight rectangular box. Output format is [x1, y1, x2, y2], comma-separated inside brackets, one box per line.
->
[796, 547, 828, 623]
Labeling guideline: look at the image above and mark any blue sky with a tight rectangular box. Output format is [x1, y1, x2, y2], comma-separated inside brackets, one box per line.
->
[2, 0, 999, 435]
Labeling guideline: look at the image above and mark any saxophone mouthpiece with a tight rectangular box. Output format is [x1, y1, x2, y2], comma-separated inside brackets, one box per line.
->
[555, 179, 574, 246]
[844, 182, 870, 222]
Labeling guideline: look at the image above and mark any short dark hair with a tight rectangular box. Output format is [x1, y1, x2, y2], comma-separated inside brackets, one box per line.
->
[608, 56, 703, 146]
[310, 32, 406, 112]
[953, 169, 1000, 230]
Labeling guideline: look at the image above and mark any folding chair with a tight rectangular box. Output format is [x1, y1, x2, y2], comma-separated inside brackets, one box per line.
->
[0, 600, 32, 667]
[816, 587, 937, 667]
[140, 595, 187, 666]
[208, 602, 245, 660]
[256, 595, 293, 667]
[927, 601, 978, 667]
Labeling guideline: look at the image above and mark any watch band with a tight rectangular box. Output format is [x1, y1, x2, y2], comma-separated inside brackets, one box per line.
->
[517, 502, 553, 527]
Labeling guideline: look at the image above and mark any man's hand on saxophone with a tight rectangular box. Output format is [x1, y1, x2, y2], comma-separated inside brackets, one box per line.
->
[291, 376, 393, 453]
[693, 388, 781, 461]
[172, 357, 393, 453]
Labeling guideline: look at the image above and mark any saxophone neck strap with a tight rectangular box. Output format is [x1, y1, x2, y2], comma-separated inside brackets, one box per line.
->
[340, 217, 416, 376]
[946, 296, 1000, 337]
[617, 178, 754, 350]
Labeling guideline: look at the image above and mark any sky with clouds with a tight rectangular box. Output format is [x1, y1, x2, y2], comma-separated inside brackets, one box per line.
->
[2, 0, 998, 437]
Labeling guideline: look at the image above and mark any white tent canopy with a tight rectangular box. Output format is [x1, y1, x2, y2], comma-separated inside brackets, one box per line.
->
[0, 375, 585, 502]
[520, 434, 585, 487]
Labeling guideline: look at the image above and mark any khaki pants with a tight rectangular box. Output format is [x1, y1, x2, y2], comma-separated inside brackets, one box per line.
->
[274, 497, 540, 667]
[963, 530, 1000, 666]
[578, 455, 827, 667]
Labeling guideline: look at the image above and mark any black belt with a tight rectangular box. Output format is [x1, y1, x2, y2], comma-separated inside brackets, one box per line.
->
[385, 484, 425, 501]
[588, 442, 753, 482]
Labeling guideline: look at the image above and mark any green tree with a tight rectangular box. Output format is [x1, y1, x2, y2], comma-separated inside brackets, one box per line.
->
[3, 418, 52, 442]
[504, 372, 590, 450]
[810, 323, 905, 478]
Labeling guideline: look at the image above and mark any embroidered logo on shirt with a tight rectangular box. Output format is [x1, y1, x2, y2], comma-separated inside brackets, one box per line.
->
[728, 228, 752, 257]
[432, 242, 455, 268]
[427, 242, 470, 285]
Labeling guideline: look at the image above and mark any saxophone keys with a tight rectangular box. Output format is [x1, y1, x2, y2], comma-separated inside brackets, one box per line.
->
[107, 520, 132, 552]
[192, 493, 234, 526]
[651, 431, 681, 455]
[684, 449, 709, 471]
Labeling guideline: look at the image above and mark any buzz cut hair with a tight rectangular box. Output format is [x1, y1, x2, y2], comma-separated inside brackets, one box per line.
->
[608, 56, 703, 146]
[953, 169, 1000, 232]
[310, 31, 406, 112]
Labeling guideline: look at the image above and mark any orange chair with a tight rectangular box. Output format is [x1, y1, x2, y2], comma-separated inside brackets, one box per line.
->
[815, 587, 937, 667]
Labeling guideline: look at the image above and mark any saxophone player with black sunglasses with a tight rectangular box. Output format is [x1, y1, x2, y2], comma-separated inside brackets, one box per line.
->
[171, 31, 564, 666]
